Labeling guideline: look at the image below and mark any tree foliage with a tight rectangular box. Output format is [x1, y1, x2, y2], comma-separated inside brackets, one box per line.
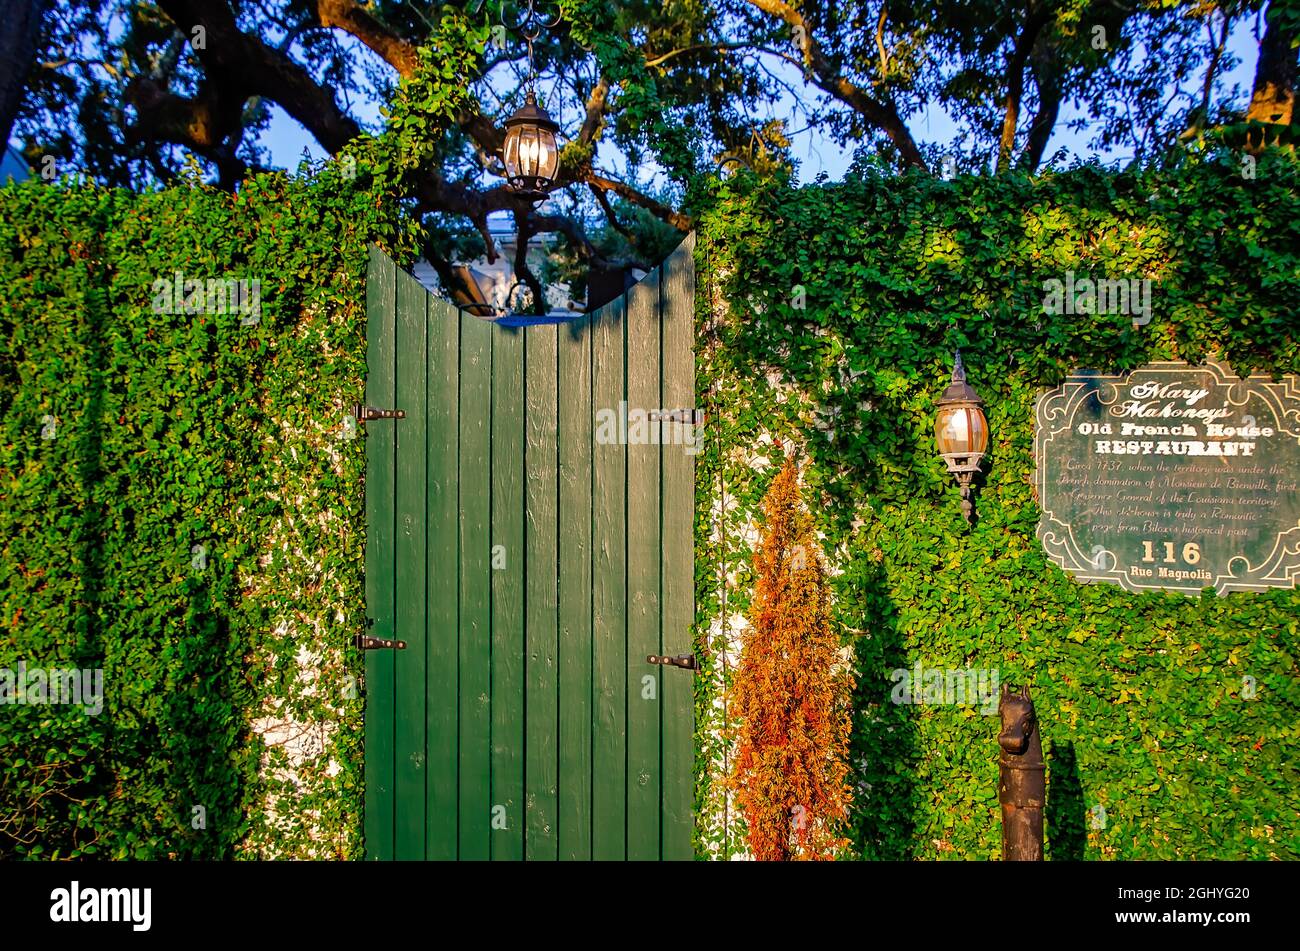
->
[5, 0, 1297, 297]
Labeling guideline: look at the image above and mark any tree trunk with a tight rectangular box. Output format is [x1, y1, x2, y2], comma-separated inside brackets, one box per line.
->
[0, 0, 48, 149]
[1247, 1, 1298, 127]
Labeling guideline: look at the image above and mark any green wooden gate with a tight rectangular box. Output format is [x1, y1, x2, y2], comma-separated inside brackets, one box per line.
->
[363, 236, 696, 860]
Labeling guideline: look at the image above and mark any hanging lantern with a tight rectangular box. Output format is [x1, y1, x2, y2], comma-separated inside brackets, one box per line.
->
[502, 89, 560, 198]
[935, 350, 989, 525]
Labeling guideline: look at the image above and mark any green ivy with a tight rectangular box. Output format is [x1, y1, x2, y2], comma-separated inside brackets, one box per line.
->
[0, 9, 483, 859]
[0, 167, 397, 857]
[693, 154, 1300, 860]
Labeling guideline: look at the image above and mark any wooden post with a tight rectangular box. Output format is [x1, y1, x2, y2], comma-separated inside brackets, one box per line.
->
[998, 684, 1045, 861]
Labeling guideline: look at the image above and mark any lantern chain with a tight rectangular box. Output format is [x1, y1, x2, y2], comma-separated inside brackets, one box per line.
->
[500, 0, 561, 90]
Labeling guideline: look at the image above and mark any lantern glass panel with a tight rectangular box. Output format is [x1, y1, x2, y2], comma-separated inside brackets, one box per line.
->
[935, 404, 988, 456]
[504, 123, 558, 185]
[503, 128, 520, 179]
[536, 132, 558, 181]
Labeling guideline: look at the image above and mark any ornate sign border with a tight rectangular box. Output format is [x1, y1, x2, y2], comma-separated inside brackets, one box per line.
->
[1034, 359, 1300, 596]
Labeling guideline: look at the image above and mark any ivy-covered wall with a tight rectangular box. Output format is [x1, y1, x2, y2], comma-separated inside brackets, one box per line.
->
[5, 140, 1297, 862]
[0, 10, 480, 859]
[693, 157, 1300, 860]
[0, 167, 412, 857]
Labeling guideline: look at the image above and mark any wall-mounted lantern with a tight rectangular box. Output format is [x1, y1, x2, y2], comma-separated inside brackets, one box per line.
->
[935, 350, 989, 525]
[503, 89, 560, 198]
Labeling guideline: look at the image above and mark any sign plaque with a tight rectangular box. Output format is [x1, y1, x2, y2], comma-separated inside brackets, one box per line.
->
[1035, 360, 1300, 595]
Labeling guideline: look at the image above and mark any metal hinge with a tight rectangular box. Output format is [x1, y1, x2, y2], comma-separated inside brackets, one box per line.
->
[647, 653, 697, 671]
[354, 634, 407, 650]
[352, 404, 406, 423]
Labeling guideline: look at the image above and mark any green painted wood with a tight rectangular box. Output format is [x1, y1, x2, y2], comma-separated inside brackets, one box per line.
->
[458, 314, 493, 860]
[591, 297, 627, 859]
[626, 268, 662, 860]
[524, 323, 559, 860]
[659, 234, 696, 860]
[426, 296, 459, 859]
[490, 325, 525, 860]
[557, 317, 593, 859]
[393, 271, 429, 859]
[364, 247, 397, 860]
[366, 239, 696, 862]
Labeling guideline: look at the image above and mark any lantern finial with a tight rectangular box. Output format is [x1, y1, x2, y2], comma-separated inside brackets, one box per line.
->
[940, 349, 984, 406]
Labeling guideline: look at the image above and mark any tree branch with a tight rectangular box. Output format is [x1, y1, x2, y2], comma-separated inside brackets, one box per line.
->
[584, 171, 692, 231]
[643, 42, 754, 68]
[1020, 48, 1062, 172]
[314, 0, 419, 76]
[528, 209, 614, 270]
[511, 209, 546, 314]
[124, 76, 249, 186]
[0, 0, 51, 148]
[742, 0, 926, 168]
[1246, 1, 1297, 127]
[588, 182, 634, 242]
[579, 76, 609, 144]
[155, 0, 362, 152]
[875, 5, 890, 77]
[1179, 10, 1232, 141]
[997, 5, 1051, 173]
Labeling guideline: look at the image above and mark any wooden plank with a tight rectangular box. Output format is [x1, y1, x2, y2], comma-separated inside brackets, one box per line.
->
[393, 270, 428, 859]
[626, 267, 662, 860]
[524, 323, 559, 860]
[490, 325, 525, 860]
[364, 246, 397, 860]
[426, 295, 459, 859]
[557, 316, 593, 859]
[659, 234, 696, 860]
[458, 313, 493, 860]
[591, 295, 627, 860]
